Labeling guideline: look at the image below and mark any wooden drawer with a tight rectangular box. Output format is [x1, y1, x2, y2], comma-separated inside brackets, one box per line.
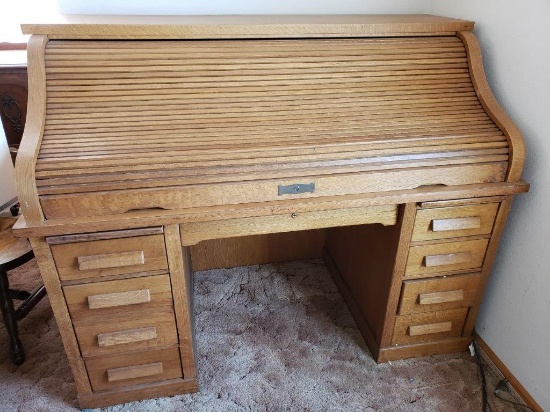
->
[391, 308, 468, 345]
[405, 238, 489, 278]
[63, 274, 173, 321]
[412, 203, 498, 242]
[85, 347, 182, 391]
[180, 204, 398, 246]
[51, 234, 168, 281]
[398, 273, 481, 315]
[73, 307, 178, 358]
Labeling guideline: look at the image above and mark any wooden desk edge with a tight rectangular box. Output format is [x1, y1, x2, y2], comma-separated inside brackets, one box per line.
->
[22, 14, 474, 39]
[13, 182, 529, 238]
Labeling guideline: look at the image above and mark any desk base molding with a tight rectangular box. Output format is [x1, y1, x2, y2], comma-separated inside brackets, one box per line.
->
[77, 377, 199, 409]
[378, 337, 472, 363]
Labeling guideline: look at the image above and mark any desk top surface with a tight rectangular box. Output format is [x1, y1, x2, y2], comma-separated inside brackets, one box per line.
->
[22, 14, 474, 39]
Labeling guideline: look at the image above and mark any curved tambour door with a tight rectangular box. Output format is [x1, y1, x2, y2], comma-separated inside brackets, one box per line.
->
[35, 36, 510, 219]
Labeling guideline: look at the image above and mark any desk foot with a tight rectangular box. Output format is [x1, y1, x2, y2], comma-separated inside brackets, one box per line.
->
[377, 337, 472, 362]
[77, 377, 199, 409]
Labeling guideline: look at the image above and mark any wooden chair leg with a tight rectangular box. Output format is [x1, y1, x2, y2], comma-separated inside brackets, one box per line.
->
[0, 266, 25, 365]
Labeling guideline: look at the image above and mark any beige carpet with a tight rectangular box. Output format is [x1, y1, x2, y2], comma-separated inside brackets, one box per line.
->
[0, 259, 525, 411]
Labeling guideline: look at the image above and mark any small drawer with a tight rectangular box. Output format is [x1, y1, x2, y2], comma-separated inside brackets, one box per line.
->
[51, 234, 168, 281]
[63, 274, 173, 321]
[73, 307, 178, 358]
[391, 308, 468, 345]
[398, 272, 481, 315]
[405, 238, 489, 278]
[85, 347, 182, 391]
[412, 203, 498, 242]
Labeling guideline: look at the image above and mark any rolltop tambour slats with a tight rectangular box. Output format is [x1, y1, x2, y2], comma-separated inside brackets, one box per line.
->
[34, 36, 509, 219]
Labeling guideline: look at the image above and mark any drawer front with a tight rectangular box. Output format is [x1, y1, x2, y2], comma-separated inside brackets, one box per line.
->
[180, 204, 398, 246]
[405, 238, 489, 278]
[398, 273, 481, 315]
[391, 308, 468, 345]
[412, 203, 498, 241]
[51, 234, 168, 281]
[74, 307, 178, 358]
[85, 347, 182, 391]
[64, 274, 173, 321]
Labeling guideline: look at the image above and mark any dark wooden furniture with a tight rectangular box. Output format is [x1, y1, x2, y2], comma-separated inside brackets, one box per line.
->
[0, 217, 46, 364]
[0, 48, 27, 165]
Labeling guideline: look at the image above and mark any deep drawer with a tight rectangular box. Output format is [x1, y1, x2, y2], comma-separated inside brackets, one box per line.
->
[398, 272, 481, 315]
[412, 203, 499, 241]
[405, 238, 489, 278]
[51, 234, 168, 281]
[63, 274, 173, 321]
[391, 308, 468, 345]
[85, 347, 182, 391]
[73, 306, 178, 358]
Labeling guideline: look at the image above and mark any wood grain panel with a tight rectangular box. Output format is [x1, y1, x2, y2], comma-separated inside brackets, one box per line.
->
[180, 204, 397, 246]
[405, 238, 489, 278]
[77, 250, 145, 271]
[97, 326, 158, 348]
[14, 35, 47, 222]
[164, 225, 197, 379]
[458, 31, 525, 182]
[33, 36, 509, 219]
[22, 15, 474, 39]
[412, 202, 498, 241]
[29, 237, 92, 394]
[50, 234, 167, 281]
[87, 288, 151, 310]
[73, 307, 178, 358]
[391, 308, 467, 345]
[191, 230, 325, 270]
[399, 273, 481, 315]
[85, 347, 182, 391]
[39, 163, 508, 219]
[63, 274, 173, 320]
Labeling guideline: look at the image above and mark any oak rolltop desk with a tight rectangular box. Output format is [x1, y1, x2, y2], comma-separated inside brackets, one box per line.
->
[13, 15, 528, 408]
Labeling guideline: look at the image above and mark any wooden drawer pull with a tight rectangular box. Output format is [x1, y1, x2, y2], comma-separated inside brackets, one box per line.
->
[77, 250, 145, 271]
[424, 251, 472, 267]
[418, 289, 464, 305]
[87, 288, 151, 309]
[408, 321, 452, 336]
[107, 362, 163, 382]
[432, 216, 481, 232]
[97, 326, 157, 347]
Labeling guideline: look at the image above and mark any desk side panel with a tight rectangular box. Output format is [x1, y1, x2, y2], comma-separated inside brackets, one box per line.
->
[459, 31, 525, 182]
[14, 35, 47, 223]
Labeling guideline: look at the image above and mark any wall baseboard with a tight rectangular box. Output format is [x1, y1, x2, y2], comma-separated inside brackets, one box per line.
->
[474, 332, 543, 412]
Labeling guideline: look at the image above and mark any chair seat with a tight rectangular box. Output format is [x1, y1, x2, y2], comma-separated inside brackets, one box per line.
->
[0, 222, 32, 266]
[0, 216, 43, 365]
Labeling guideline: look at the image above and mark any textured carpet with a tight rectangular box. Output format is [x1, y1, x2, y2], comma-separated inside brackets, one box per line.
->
[0, 259, 525, 411]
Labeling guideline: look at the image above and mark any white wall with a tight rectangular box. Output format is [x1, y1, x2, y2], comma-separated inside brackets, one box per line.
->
[430, 1, 550, 409]
[431, 0, 550, 410]
[5, 0, 549, 408]
[0, 127, 18, 211]
[56, 0, 431, 15]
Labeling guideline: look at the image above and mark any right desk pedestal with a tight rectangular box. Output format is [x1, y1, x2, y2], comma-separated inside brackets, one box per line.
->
[324, 196, 512, 362]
